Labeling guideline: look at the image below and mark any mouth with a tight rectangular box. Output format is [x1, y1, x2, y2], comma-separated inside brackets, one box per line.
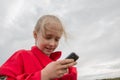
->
[45, 47, 54, 52]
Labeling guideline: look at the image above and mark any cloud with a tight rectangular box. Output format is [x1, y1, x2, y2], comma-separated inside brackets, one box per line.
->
[0, 0, 120, 79]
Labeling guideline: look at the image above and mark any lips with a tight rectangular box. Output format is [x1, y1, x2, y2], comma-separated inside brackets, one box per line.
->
[45, 47, 54, 52]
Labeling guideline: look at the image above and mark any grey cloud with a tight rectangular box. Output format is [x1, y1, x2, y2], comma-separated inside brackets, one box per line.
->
[0, 0, 120, 79]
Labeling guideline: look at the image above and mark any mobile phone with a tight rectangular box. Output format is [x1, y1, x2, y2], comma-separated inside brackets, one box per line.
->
[65, 52, 79, 61]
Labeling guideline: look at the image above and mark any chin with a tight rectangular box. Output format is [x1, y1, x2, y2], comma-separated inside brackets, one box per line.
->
[45, 52, 52, 56]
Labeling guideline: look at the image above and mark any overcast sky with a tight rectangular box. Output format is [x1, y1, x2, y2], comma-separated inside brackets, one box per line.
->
[0, 0, 120, 80]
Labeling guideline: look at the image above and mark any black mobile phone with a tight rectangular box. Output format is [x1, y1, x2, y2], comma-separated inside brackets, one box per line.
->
[65, 52, 79, 61]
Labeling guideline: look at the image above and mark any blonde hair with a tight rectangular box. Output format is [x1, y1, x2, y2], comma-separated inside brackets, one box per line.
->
[34, 15, 67, 39]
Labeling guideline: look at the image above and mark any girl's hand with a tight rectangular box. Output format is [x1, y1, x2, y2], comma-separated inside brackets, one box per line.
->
[41, 59, 77, 80]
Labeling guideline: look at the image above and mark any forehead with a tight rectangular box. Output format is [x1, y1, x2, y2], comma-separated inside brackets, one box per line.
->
[44, 23, 63, 37]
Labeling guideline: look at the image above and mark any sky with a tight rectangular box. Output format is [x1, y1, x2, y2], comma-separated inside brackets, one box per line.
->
[0, 0, 120, 80]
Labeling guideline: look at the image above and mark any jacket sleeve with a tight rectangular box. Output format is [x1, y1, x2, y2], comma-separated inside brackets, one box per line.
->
[0, 71, 41, 80]
[58, 67, 77, 80]
[16, 71, 41, 80]
[0, 50, 41, 80]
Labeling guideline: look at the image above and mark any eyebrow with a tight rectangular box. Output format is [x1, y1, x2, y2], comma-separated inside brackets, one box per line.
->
[45, 34, 61, 38]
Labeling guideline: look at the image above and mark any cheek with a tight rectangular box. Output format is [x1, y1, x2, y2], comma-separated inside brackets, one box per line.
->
[55, 42, 59, 47]
[36, 38, 44, 48]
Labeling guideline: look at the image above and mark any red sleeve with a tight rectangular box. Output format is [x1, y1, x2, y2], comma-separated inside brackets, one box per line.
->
[5, 71, 41, 80]
[58, 67, 77, 80]
[0, 50, 41, 80]
[16, 71, 40, 80]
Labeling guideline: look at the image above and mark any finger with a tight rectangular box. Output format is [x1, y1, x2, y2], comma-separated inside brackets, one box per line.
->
[61, 62, 77, 68]
[60, 64, 68, 69]
[63, 68, 68, 73]
[57, 73, 64, 78]
[67, 62, 77, 67]
[58, 68, 68, 74]
[59, 61, 77, 69]
[56, 70, 65, 78]
[59, 59, 74, 65]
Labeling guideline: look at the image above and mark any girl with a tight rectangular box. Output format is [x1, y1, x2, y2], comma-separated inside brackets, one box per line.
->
[0, 15, 77, 80]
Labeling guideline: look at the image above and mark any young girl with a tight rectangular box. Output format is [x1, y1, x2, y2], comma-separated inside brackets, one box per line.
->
[0, 15, 77, 80]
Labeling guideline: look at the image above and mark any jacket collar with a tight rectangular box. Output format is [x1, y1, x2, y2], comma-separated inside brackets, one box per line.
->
[31, 46, 61, 61]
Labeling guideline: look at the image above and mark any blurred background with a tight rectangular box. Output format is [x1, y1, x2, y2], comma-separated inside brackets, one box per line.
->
[0, 0, 120, 80]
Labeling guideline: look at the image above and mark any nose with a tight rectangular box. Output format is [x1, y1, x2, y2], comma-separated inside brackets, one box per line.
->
[49, 39, 56, 46]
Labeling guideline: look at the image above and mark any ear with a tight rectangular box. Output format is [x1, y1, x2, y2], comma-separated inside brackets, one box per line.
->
[33, 31, 37, 39]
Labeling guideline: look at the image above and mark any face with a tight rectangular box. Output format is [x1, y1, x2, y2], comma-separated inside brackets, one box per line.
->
[34, 23, 62, 56]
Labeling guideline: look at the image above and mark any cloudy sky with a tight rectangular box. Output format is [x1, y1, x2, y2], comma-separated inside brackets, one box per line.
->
[0, 0, 120, 80]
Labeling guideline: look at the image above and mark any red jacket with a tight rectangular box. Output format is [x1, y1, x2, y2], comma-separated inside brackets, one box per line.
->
[0, 46, 77, 80]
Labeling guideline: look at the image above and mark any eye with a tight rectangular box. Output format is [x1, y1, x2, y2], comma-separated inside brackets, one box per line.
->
[45, 36, 52, 40]
[55, 38, 60, 42]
